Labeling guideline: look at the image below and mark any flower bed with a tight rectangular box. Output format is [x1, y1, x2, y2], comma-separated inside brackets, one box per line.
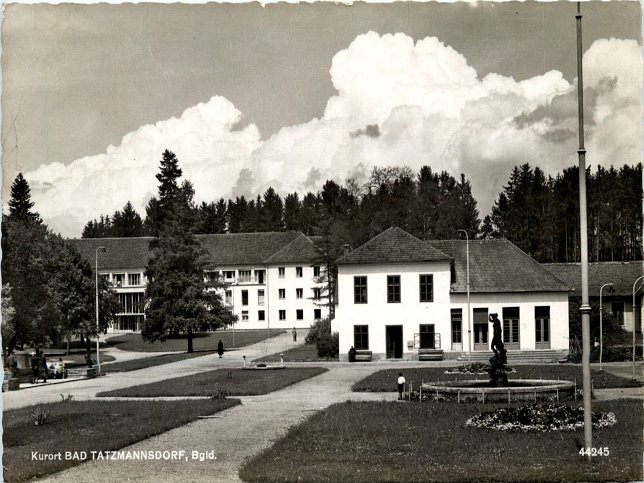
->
[445, 362, 516, 375]
[466, 403, 616, 432]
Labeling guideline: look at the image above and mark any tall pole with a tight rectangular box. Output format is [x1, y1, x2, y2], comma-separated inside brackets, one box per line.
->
[599, 283, 613, 372]
[575, 2, 593, 461]
[458, 230, 471, 361]
[632, 276, 644, 380]
[95, 246, 106, 374]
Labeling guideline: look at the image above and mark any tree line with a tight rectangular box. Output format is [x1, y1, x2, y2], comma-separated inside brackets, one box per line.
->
[82, 158, 642, 264]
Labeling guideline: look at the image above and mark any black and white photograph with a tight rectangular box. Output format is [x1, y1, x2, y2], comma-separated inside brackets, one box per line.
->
[1, 1, 642, 481]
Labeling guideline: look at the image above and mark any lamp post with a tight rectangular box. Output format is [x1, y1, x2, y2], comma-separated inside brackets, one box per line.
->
[95, 246, 106, 374]
[599, 283, 613, 372]
[575, 2, 593, 460]
[457, 230, 471, 362]
[632, 276, 644, 380]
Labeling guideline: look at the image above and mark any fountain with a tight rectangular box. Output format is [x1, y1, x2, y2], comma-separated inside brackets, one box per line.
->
[421, 313, 575, 402]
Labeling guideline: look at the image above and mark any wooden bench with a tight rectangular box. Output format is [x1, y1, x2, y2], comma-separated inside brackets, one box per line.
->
[418, 349, 444, 361]
[354, 350, 373, 362]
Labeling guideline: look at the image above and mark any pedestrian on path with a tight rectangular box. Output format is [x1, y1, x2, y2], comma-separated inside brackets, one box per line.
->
[217, 340, 224, 358]
[292, 327, 297, 342]
[397, 372, 405, 400]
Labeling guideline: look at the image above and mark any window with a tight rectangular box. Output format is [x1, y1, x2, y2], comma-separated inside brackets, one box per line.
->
[255, 270, 265, 284]
[224, 271, 235, 280]
[118, 292, 144, 314]
[100, 274, 110, 283]
[313, 288, 321, 299]
[242, 310, 249, 321]
[314, 309, 322, 320]
[241, 290, 248, 306]
[278, 267, 285, 278]
[296, 266, 303, 278]
[451, 309, 462, 344]
[238, 270, 252, 283]
[296, 309, 304, 320]
[114, 273, 125, 287]
[354, 276, 367, 304]
[296, 288, 303, 299]
[205, 271, 219, 283]
[258, 310, 265, 321]
[387, 275, 401, 303]
[279, 310, 286, 321]
[611, 302, 625, 323]
[279, 289, 286, 300]
[313, 266, 320, 277]
[419, 274, 433, 302]
[225, 290, 233, 306]
[354, 325, 369, 350]
[128, 273, 141, 286]
[258, 290, 265, 306]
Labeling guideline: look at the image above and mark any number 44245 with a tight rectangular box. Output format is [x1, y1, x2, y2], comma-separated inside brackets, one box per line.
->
[579, 447, 609, 457]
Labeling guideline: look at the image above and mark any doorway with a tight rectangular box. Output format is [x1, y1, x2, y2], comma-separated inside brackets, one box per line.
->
[473, 308, 489, 351]
[386, 325, 403, 358]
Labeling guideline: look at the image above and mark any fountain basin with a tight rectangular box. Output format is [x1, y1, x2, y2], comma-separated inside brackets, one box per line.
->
[420, 379, 575, 402]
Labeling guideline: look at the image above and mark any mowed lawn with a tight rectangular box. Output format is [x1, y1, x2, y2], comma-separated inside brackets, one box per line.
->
[240, 399, 642, 482]
[101, 351, 217, 373]
[352, 365, 642, 392]
[254, 343, 337, 363]
[98, 367, 328, 397]
[3, 398, 238, 482]
[106, 329, 285, 352]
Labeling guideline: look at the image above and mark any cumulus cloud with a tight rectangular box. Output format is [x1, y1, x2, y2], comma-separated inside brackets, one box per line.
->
[24, 33, 641, 236]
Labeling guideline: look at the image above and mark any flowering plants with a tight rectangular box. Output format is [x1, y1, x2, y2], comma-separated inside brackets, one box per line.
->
[466, 403, 616, 432]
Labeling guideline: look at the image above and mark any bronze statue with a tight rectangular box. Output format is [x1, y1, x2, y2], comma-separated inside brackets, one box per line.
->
[488, 313, 508, 386]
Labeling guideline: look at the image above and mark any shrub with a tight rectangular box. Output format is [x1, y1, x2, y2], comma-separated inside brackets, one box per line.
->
[306, 317, 339, 358]
[59, 393, 74, 403]
[30, 407, 49, 425]
[568, 344, 642, 363]
[211, 384, 228, 399]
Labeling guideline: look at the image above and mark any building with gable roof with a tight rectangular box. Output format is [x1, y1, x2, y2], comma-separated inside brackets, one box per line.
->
[69, 232, 327, 332]
[542, 261, 644, 332]
[332, 227, 571, 360]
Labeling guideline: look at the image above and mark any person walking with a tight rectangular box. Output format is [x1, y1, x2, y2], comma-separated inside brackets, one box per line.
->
[217, 340, 224, 358]
[397, 372, 406, 400]
[292, 327, 297, 342]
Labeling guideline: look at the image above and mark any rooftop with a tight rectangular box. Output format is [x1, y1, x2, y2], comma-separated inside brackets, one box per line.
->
[542, 261, 644, 297]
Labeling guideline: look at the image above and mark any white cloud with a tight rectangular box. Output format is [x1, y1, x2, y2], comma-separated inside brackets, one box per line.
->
[24, 33, 641, 236]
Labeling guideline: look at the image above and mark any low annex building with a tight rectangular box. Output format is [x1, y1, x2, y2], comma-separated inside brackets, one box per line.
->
[69, 232, 327, 332]
[331, 227, 571, 361]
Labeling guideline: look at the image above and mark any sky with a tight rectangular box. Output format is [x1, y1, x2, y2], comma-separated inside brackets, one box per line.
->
[2, 1, 642, 237]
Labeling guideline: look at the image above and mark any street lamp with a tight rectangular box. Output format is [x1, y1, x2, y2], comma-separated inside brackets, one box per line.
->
[632, 276, 644, 380]
[95, 246, 106, 374]
[598, 282, 613, 371]
[457, 230, 471, 362]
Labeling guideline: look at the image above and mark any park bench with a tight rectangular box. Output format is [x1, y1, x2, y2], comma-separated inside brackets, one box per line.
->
[418, 349, 444, 361]
[354, 350, 372, 362]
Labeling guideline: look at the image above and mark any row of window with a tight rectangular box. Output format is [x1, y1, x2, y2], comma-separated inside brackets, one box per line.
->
[353, 306, 552, 350]
[227, 288, 322, 306]
[240, 308, 323, 322]
[100, 272, 142, 287]
[354, 275, 433, 304]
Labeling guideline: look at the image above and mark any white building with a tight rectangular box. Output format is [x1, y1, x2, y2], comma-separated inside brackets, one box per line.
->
[331, 227, 570, 360]
[69, 232, 328, 332]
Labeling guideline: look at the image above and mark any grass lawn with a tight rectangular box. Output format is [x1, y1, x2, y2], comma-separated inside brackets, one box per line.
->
[101, 351, 217, 373]
[106, 329, 285, 352]
[253, 343, 337, 363]
[3, 398, 238, 482]
[97, 367, 328, 397]
[352, 365, 642, 392]
[239, 399, 642, 482]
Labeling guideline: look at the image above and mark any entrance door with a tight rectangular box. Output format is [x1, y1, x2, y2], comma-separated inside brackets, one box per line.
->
[419, 324, 435, 349]
[386, 325, 403, 359]
[535, 306, 551, 349]
[473, 308, 489, 350]
[502, 307, 520, 350]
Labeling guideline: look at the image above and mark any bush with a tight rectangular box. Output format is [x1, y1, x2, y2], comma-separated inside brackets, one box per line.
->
[30, 407, 49, 426]
[306, 317, 339, 358]
[569, 344, 643, 363]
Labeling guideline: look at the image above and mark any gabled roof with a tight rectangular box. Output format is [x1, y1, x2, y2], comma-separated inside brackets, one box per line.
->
[336, 226, 451, 265]
[68, 237, 154, 270]
[541, 261, 644, 297]
[68, 231, 321, 270]
[427, 239, 571, 293]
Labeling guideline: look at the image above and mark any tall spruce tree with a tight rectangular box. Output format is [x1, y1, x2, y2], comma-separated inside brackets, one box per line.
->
[8, 173, 41, 223]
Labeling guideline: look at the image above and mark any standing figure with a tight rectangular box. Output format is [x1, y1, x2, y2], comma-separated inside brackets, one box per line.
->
[397, 372, 406, 400]
[292, 327, 297, 342]
[40, 352, 48, 383]
[217, 340, 224, 358]
[30, 351, 40, 383]
[55, 358, 65, 379]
